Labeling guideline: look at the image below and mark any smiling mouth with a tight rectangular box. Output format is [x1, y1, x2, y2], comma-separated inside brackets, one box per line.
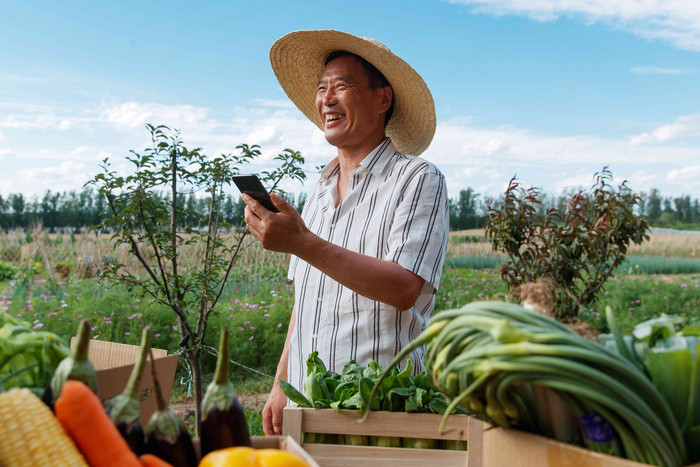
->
[325, 113, 345, 123]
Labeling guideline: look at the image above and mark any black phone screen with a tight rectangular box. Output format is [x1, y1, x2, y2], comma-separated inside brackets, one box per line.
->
[232, 174, 279, 213]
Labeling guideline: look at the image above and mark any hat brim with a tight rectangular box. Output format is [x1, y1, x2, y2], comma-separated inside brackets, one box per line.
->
[269, 30, 436, 156]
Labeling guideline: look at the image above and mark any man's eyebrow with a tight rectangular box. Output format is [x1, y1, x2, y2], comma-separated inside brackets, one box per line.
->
[317, 75, 358, 86]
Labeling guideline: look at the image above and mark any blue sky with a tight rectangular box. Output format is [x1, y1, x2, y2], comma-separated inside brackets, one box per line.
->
[1, 0, 699, 202]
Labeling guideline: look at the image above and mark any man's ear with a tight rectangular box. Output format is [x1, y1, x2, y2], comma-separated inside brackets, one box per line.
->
[379, 85, 393, 114]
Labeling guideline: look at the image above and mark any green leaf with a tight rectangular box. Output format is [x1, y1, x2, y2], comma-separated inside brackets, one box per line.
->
[645, 348, 692, 429]
[306, 351, 327, 376]
[362, 360, 384, 380]
[279, 380, 312, 408]
[682, 325, 700, 337]
[359, 377, 380, 411]
[633, 314, 681, 345]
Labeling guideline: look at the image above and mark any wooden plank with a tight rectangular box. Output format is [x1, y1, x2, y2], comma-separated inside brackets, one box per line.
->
[285, 407, 470, 441]
[480, 424, 687, 467]
[284, 404, 304, 444]
[302, 444, 468, 467]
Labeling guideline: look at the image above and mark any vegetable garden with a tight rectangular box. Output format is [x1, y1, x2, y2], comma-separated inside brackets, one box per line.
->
[1, 129, 699, 466]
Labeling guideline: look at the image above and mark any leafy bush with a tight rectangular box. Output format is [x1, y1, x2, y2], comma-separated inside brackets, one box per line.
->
[485, 167, 649, 319]
[0, 261, 17, 281]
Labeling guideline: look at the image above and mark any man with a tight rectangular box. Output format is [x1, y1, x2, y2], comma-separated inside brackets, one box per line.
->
[241, 30, 449, 436]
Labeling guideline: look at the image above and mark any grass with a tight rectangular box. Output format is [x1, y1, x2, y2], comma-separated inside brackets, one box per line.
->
[579, 274, 700, 334]
[446, 229, 700, 260]
[618, 256, 700, 274]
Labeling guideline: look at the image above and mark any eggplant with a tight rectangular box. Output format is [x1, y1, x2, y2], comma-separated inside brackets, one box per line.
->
[43, 319, 97, 409]
[105, 325, 151, 455]
[199, 329, 251, 457]
[144, 348, 197, 467]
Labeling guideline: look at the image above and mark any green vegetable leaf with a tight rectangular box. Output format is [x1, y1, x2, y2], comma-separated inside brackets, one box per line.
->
[406, 387, 427, 412]
[645, 348, 692, 429]
[359, 377, 380, 411]
[340, 360, 364, 383]
[363, 360, 384, 380]
[306, 351, 327, 376]
[279, 380, 312, 408]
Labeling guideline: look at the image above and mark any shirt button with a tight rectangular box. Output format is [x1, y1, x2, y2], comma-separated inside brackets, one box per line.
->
[317, 297, 323, 302]
[312, 334, 318, 339]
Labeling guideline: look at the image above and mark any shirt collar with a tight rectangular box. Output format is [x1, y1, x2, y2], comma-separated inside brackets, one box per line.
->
[320, 138, 396, 181]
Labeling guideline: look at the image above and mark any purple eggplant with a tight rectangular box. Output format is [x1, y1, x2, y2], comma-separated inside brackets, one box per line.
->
[199, 329, 251, 457]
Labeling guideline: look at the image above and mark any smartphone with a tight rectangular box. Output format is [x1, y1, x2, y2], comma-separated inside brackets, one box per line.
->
[232, 174, 279, 213]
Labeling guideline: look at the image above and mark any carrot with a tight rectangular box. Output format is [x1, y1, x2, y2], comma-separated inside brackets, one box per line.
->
[140, 453, 174, 467]
[55, 380, 143, 467]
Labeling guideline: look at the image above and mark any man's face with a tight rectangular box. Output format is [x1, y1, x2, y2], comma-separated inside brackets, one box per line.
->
[315, 55, 392, 152]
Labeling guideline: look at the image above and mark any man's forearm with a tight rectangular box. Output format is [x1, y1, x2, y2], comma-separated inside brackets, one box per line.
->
[295, 232, 424, 311]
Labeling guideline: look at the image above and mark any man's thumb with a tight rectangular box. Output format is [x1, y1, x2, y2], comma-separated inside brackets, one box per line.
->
[271, 192, 292, 212]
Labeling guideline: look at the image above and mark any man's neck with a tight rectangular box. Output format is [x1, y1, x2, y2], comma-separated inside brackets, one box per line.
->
[335, 133, 386, 176]
[333, 135, 386, 207]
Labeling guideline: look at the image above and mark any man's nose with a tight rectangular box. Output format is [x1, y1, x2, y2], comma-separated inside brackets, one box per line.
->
[322, 88, 337, 106]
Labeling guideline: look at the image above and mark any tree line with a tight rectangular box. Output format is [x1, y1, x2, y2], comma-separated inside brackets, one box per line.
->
[0, 187, 697, 232]
[449, 187, 699, 230]
[0, 189, 306, 232]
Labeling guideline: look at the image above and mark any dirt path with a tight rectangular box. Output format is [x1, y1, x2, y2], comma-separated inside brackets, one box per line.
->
[171, 392, 269, 430]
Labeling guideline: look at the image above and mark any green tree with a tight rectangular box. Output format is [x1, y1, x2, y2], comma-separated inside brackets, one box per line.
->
[9, 194, 25, 227]
[88, 124, 305, 431]
[674, 195, 691, 224]
[646, 188, 662, 222]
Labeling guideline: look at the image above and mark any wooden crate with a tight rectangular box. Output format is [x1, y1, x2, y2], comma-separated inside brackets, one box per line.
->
[283, 407, 700, 467]
[282, 406, 482, 467]
[481, 425, 700, 467]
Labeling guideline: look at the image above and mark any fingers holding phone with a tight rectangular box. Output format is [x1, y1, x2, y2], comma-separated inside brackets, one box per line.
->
[234, 175, 301, 252]
[232, 174, 279, 213]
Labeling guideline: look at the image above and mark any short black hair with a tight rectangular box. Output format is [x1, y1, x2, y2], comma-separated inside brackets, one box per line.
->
[324, 50, 395, 125]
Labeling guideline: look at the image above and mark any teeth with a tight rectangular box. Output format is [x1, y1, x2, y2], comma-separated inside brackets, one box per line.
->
[326, 114, 344, 122]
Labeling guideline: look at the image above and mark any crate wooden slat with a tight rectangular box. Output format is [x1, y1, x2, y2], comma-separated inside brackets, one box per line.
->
[302, 444, 471, 467]
[283, 407, 482, 467]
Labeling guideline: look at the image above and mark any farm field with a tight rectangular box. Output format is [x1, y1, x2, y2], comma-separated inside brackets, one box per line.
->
[1, 228, 699, 435]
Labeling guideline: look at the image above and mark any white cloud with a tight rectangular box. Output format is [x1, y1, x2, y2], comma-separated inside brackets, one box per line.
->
[100, 101, 213, 130]
[446, 0, 700, 51]
[2, 98, 699, 199]
[666, 165, 700, 191]
[0, 161, 93, 196]
[19, 161, 87, 179]
[0, 73, 46, 84]
[427, 117, 697, 168]
[253, 99, 296, 109]
[630, 66, 686, 75]
[630, 113, 700, 144]
[0, 148, 10, 160]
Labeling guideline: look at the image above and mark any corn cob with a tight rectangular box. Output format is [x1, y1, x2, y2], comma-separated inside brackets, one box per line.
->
[0, 387, 88, 467]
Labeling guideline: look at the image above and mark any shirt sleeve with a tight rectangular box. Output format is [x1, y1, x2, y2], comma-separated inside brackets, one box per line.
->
[387, 164, 450, 293]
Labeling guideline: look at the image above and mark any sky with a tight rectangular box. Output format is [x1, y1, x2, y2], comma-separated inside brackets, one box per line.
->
[1, 0, 699, 203]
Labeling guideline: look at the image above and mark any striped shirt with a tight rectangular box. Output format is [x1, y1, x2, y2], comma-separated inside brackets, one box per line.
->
[286, 138, 450, 392]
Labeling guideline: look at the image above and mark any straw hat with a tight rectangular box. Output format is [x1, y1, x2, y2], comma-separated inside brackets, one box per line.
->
[269, 30, 436, 156]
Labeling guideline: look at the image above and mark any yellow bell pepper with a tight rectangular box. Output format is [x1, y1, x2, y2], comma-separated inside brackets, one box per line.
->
[199, 446, 310, 467]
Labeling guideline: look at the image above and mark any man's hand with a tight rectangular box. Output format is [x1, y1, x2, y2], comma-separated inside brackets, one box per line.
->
[243, 192, 309, 254]
[262, 382, 287, 436]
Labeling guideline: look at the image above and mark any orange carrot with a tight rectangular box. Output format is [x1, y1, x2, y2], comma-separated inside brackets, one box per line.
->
[55, 380, 142, 467]
[140, 453, 175, 467]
